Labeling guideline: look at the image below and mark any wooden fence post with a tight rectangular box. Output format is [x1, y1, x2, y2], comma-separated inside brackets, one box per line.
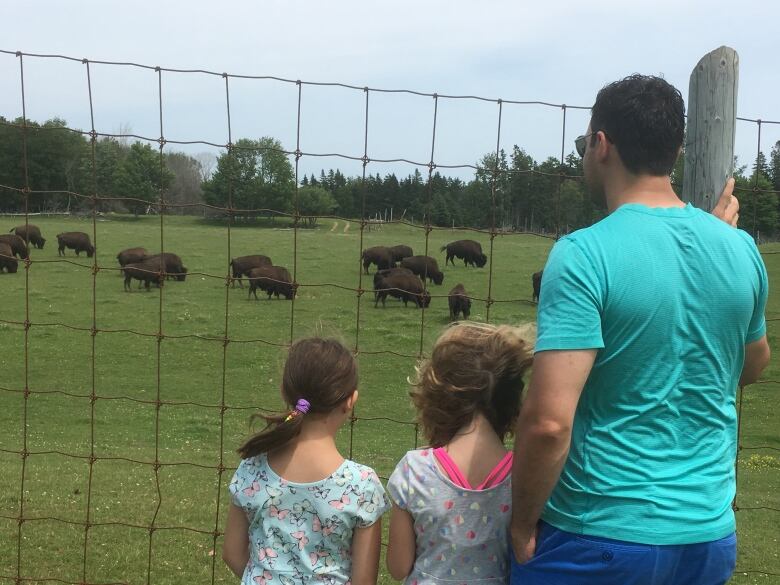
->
[682, 46, 739, 211]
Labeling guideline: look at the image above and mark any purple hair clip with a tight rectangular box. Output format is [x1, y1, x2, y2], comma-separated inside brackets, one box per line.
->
[285, 398, 311, 422]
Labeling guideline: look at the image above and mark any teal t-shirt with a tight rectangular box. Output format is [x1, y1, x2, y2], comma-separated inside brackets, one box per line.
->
[536, 203, 768, 545]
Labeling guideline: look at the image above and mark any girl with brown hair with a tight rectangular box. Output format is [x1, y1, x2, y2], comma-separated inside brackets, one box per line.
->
[223, 337, 390, 585]
[386, 322, 535, 584]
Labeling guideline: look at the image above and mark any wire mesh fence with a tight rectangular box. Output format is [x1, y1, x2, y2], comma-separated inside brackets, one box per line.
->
[0, 49, 778, 584]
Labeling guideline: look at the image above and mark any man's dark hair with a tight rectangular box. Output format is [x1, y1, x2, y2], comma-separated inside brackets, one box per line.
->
[591, 74, 685, 176]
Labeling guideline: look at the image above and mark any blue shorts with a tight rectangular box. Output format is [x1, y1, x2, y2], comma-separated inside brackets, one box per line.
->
[510, 521, 737, 585]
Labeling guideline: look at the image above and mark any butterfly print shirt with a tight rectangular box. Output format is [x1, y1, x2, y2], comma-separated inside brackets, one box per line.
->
[387, 449, 513, 585]
[230, 454, 390, 584]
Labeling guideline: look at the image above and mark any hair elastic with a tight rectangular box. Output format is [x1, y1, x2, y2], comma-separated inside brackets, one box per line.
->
[284, 398, 311, 422]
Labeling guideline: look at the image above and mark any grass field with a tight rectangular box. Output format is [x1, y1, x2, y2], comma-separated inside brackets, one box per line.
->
[0, 215, 777, 585]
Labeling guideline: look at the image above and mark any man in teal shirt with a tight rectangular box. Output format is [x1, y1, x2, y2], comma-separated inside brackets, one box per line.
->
[510, 75, 770, 584]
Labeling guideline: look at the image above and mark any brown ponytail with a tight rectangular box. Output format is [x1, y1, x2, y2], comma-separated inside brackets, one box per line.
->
[238, 337, 358, 459]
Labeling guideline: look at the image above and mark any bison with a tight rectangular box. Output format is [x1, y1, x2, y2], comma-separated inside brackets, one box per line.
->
[532, 270, 543, 303]
[247, 265, 295, 300]
[374, 272, 431, 308]
[10, 224, 45, 249]
[388, 244, 414, 263]
[144, 252, 187, 281]
[117, 247, 148, 268]
[361, 246, 395, 274]
[441, 239, 487, 268]
[400, 255, 444, 285]
[448, 283, 471, 320]
[0, 234, 30, 259]
[122, 257, 165, 291]
[373, 267, 414, 301]
[0, 242, 18, 273]
[229, 254, 272, 288]
[57, 232, 94, 257]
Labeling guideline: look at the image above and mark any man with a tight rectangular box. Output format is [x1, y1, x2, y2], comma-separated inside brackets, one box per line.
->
[510, 75, 770, 584]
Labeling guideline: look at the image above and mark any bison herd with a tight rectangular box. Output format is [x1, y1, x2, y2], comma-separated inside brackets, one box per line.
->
[1, 226, 545, 314]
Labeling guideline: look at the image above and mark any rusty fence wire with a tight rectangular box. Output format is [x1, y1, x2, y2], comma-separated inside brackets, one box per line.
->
[0, 49, 778, 584]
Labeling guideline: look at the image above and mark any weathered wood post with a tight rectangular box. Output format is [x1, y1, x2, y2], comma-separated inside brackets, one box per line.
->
[682, 46, 739, 211]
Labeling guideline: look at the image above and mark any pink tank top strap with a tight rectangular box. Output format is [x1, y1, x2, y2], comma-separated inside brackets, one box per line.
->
[475, 451, 513, 490]
[432, 447, 472, 489]
[433, 448, 513, 491]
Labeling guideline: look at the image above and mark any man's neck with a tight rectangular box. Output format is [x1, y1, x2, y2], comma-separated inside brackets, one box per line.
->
[604, 173, 684, 213]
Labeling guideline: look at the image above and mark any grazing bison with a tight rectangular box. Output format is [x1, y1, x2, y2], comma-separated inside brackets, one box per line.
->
[532, 270, 543, 303]
[117, 247, 148, 268]
[373, 267, 414, 300]
[0, 234, 30, 259]
[441, 239, 487, 268]
[400, 255, 444, 285]
[57, 232, 94, 257]
[10, 225, 45, 249]
[144, 252, 187, 281]
[361, 246, 395, 274]
[388, 244, 414, 263]
[122, 258, 165, 291]
[448, 283, 471, 320]
[229, 254, 272, 288]
[0, 242, 18, 273]
[374, 272, 431, 308]
[247, 265, 295, 300]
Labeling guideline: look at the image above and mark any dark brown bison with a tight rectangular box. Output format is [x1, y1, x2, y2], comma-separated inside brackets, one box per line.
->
[373, 267, 414, 300]
[0, 242, 18, 273]
[117, 247, 148, 268]
[532, 270, 543, 303]
[448, 283, 471, 320]
[56, 232, 94, 257]
[230, 255, 272, 288]
[388, 245, 414, 263]
[441, 239, 487, 268]
[144, 252, 187, 281]
[400, 255, 444, 285]
[0, 234, 30, 259]
[361, 246, 395, 274]
[122, 258, 165, 291]
[247, 265, 295, 300]
[10, 224, 45, 249]
[374, 272, 431, 308]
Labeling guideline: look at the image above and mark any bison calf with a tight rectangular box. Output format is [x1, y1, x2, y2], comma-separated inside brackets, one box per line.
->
[448, 283, 471, 320]
[0, 242, 18, 273]
[57, 232, 94, 258]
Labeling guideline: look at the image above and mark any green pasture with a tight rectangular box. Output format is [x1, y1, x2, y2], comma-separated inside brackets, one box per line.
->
[0, 215, 777, 584]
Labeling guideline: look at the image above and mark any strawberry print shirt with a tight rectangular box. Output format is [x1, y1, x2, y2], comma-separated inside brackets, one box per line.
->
[229, 454, 390, 585]
[387, 449, 513, 585]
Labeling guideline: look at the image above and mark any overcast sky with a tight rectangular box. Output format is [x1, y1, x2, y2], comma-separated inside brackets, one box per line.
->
[2, 0, 778, 181]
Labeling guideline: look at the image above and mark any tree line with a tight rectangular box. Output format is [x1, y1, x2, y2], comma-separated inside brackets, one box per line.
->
[1, 116, 778, 236]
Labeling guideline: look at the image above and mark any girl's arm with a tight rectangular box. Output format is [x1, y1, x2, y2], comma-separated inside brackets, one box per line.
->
[351, 519, 383, 585]
[222, 503, 250, 577]
[386, 505, 416, 580]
